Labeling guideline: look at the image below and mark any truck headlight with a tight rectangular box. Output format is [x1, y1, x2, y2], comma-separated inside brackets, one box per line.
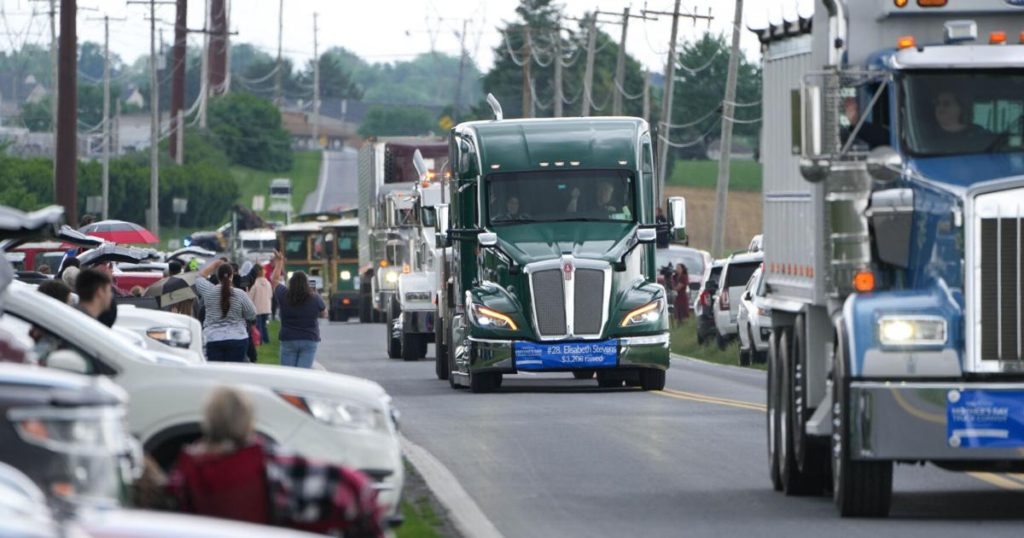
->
[145, 327, 192, 349]
[470, 304, 518, 330]
[384, 271, 399, 284]
[877, 316, 947, 347]
[340, 270, 352, 281]
[276, 392, 386, 431]
[621, 299, 663, 327]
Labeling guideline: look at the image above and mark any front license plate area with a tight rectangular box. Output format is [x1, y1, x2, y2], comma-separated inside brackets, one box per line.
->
[514, 340, 618, 371]
[947, 389, 1024, 448]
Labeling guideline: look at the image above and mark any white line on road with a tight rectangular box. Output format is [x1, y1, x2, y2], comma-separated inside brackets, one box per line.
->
[315, 151, 330, 213]
[400, 434, 505, 538]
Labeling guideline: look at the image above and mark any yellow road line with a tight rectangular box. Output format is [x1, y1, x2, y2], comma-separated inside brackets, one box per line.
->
[967, 472, 1024, 490]
[654, 389, 766, 412]
[662, 388, 767, 411]
[1005, 473, 1024, 485]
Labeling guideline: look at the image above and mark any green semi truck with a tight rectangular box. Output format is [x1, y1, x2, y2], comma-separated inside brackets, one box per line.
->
[434, 97, 685, 393]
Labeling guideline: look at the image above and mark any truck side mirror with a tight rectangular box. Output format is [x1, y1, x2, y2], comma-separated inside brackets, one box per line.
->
[435, 204, 449, 235]
[668, 197, 686, 231]
[636, 226, 657, 243]
[412, 149, 429, 181]
[421, 207, 437, 228]
[800, 84, 823, 158]
[866, 146, 903, 183]
[478, 232, 498, 247]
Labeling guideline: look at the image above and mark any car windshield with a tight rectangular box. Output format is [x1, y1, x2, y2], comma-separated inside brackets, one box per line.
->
[283, 234, 307, 260]
[241, 239, 275, 250]
[487, 169, 636, 225]
[656, 250, 705, 277]
[901, 70, 1024, 157]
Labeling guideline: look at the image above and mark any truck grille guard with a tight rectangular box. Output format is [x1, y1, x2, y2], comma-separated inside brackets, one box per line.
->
[525, 256, 612, 341]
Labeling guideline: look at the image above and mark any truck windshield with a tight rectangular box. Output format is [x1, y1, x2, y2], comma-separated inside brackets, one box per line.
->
[487, 169, 636, 225]
[901, 70, 1024, 157]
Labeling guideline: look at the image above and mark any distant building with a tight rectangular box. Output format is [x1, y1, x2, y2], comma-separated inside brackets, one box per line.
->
[122, 86, 145, 109]
[0, 73, 48, 126]
[279, 109, 356, 150]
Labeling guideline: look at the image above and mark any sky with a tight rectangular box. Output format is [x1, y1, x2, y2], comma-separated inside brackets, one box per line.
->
[0, 0, 815, 74]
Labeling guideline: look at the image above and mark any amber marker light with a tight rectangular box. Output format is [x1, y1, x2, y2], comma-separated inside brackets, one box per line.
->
[897, 35, 916, 49]
[990, 31, 1007, 45]
[853, 271, 876, 293]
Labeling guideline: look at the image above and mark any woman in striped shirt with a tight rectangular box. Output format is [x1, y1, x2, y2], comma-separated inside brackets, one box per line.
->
[195, 260, 257, 362]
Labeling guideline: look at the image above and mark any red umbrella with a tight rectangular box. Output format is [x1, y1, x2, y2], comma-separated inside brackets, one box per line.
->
[80, 220, 159, 244]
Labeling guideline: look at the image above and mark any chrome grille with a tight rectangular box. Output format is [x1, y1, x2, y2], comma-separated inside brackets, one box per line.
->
[574, 269, 605, 335]
[531, 270, 566, 336]
[979, 217, 1024, 361]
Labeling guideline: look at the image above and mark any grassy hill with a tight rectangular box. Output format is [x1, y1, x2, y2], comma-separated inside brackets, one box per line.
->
[669, 159, 762, 191]
[231, 150, 321, 219]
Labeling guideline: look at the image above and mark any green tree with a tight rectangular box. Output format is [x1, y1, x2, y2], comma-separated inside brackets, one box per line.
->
[207, 92, 293, 172]
[358, 106, 435, 137]
[298, 54, 363, 100]
[16, 82, 105, 131]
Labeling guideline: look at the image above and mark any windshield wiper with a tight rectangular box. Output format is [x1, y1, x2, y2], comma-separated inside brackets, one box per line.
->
[491, 218, 538, 224]
[557, 218, 619, 222]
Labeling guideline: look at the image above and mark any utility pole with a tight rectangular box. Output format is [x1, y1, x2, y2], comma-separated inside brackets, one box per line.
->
[521, 26, 532, 118]
[84, 14, 127, 219]
[312, 12, 320, 149]
[711, 0, 744, 256]
[642, 68, 651, 124]
[208, 0, 227, 96]
[643, 2, 713, 207]
[613, 8, 629, 116]
[274, 0, 284, 105]
[552, 26, 563, 118]
[581, 14, 597, 117]
[54, 0, 77, 225]
[129, 0, 176, 236]
[169, 0, 187, 163]
[48, 0, 57, 165]
[199, 0, 209, 127]
[453, 18, 469, 122]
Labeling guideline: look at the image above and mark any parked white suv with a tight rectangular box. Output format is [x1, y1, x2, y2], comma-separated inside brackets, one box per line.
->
[736, 266, 770, 366]
[114, 305, 205, 363]
[713, 252, 763, 349]
[1, 282, 404, 516]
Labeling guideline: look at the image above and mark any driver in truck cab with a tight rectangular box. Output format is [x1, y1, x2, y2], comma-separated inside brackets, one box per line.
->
[565, 181, 630, 219]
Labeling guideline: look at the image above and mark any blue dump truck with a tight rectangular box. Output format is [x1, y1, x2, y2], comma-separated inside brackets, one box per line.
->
[759, 0, 1024, 517]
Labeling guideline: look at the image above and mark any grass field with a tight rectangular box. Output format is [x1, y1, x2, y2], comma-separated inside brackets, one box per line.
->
[232, 150, 322, 218]
[668, 159, 762, 191]
[255, 320, 281, 365]
[397, 495, 445, 538]
[670, 317, 765, 371]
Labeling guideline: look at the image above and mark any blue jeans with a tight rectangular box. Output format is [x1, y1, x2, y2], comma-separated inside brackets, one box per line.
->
[206, 339, 249, 362]
[280, 340, 318, 368]
[256, 314, 270, 344]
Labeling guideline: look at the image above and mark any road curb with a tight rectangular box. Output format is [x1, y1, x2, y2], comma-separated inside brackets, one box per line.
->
[400, 434, 504, 538]
[670, 352, 766, 377]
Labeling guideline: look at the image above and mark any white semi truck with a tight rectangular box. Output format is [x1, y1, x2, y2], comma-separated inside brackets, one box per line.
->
[758, 0, 1024, 517]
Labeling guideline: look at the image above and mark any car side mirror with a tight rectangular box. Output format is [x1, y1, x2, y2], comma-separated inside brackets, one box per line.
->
[668, 197, 686, 231]
[478, 232, 498, 247]
[46, 349, 89, 375]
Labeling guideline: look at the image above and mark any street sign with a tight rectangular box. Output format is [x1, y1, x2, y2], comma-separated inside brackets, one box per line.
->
[86, 196, 102, 215]
[172, 198, 188, 215]
[439, 115, 454, 131]
[252, 195, 266, 211]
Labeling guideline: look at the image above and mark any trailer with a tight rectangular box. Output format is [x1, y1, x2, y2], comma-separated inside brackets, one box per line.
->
[758, 0, 1024, 517]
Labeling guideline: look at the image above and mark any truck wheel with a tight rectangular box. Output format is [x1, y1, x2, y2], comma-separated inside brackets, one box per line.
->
[359, 301, 372, 323]
[638, 369, 666, 391]
[401, 332, 420, 361]
[435, 321, 449, 380]
[386, 300, 402, 359]
[572, 369, 595, 380]
[767, 330, 783, 492]
[469, 371, 500, 393]
[779, 327, 829, 496]
[832, 328, 893, 517]
[596, 372, 623, 388]
[338, 312, 350, 323]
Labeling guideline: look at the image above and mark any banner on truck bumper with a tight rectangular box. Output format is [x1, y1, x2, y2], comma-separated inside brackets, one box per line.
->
[514, 340, 618, 371]
[947, 390, 1024, 448]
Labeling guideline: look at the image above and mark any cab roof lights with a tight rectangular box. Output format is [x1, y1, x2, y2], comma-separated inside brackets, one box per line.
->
[917, 0, 947, 6]
[990, 31, 1007, 45]
[894, 0, 908, 7]
[897, 35, 916, 49]
[943, 20, 977, 44]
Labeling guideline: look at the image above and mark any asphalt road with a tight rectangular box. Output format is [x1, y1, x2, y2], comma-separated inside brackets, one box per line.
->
[301, 148, 359, 214]
[317, 322, 1024, 538]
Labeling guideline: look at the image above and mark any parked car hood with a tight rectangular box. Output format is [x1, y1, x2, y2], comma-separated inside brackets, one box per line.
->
[183, 362, 389, 406]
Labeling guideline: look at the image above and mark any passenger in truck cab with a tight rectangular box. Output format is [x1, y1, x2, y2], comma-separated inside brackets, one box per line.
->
[493, 195, 527, 222]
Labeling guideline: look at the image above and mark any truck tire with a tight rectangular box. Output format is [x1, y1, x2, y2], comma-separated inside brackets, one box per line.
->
[767, 330, 783, 492]
[596, 372, 623, 388]
[386, 300, 401, 359]
[359, 301, 372, 323]
[832, 328, 893, 517]
[402, 332, 422, 361]
[779, 327, 829, 496]
[572, 369, 595, 380]
[470, 371, 500, 393]
[435, 320, 450, 380]
[638, 368, 666, 391]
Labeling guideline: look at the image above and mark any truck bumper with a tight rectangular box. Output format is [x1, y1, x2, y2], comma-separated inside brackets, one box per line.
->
[330, 291, 360, 314]
[466, 334, 670, 373]
[401, 310, 435, 338]
[849, 381, 1024, 462]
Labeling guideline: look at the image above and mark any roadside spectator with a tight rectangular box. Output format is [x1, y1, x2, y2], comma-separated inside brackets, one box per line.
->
[270, 251, 326, 368]
[186, 257, 201, 272]
[79, 214, 95, 227]
[168, 387, 384, 536]
[130, 285, 144, 297]
[37, 280, 72, 304]
[85, 262, 120, 327]
[58, 257, 80, 288]
[37, 264, 51, 275]
[75, 269, 115, 327]
[247, 265, 273, 345]
[195, 260, 257, 363]
[673, 263, 690, 324]
[167, 260, 183, 277]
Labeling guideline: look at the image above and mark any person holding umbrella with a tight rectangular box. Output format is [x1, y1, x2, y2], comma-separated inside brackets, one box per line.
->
[194, 260, 257, 363]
